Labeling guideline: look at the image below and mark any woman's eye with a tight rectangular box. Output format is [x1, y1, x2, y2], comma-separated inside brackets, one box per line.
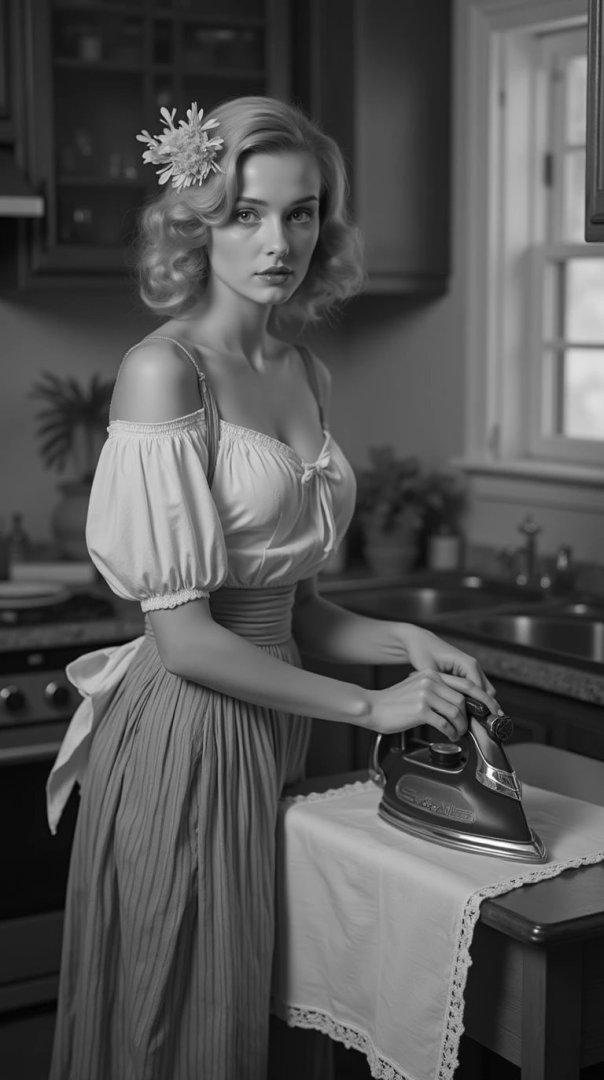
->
[290, 208, 313, 223]
[234, 209, 257, 224]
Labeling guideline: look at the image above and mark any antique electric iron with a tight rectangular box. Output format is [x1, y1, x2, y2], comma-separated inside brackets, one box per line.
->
[369, 697, 547, 862]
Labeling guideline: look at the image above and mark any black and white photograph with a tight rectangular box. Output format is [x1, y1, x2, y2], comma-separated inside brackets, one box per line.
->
[1, 2, 604, 1079]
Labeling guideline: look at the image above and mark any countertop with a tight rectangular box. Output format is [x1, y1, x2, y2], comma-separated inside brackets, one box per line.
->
[3, 571, 604, 707]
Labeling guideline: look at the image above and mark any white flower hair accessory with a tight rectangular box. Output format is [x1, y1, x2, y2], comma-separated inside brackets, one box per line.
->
[136, 102, 224, 191]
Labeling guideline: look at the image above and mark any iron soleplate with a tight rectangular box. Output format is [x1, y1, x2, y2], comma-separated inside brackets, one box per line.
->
[378, 799, 548, 863]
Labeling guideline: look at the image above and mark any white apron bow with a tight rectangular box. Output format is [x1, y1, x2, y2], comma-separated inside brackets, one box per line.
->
[46, 635, 145, 834]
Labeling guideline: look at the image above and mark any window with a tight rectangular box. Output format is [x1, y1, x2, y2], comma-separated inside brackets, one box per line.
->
[460, 0, 604, 479]
[530, 27, 604, 464]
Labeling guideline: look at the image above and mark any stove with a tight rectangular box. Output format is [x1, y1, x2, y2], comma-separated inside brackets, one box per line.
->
[0, 588, 138, 1014]
[0, 590, 114, 627]
[0, 591, 120, 742]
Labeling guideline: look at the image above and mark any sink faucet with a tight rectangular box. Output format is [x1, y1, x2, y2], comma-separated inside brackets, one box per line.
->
[514, 515, 542, 587]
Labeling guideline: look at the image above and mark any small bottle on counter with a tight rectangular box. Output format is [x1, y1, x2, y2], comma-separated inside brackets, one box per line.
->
[427, 527, 464, 571]
[0, 518, 9, 580]
[7, 513, 32, 564]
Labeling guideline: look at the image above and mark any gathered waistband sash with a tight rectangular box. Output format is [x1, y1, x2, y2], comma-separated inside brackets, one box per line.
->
[144, 585, 297, 646]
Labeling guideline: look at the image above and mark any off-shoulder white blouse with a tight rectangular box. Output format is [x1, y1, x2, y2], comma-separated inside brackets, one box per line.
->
[48, 349, 357, 832]
[86, 408, 357, 611]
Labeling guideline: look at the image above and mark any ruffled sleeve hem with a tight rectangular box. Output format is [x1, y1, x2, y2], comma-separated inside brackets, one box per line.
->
[141, 587, 210, 612]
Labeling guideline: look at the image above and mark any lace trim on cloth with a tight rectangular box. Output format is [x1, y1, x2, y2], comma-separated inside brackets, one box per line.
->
[280, 780, 373, 805]
[277, 780, 604, 1080]
[141, 587, 209, 612]
[272, 1004, 414, 1080]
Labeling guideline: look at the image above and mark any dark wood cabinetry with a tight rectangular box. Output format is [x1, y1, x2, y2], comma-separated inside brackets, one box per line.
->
[586, 0, 604, 239]
[8, 0, 451, 288]
[291, 0, 452, 294]
[493, 677, 604, 761]
[302, 654, 375, 777]
[20, 0, 291, 279]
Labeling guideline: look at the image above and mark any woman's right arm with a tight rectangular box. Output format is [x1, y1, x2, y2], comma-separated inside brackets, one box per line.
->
[150, 599, 471, 740]
[109, 340, 470, 740]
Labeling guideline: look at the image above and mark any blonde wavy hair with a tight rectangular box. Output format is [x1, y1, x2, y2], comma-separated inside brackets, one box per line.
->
[136, 95, 365, 324]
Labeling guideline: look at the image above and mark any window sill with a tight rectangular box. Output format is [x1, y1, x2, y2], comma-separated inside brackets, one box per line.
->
[451, 456, 604, 488]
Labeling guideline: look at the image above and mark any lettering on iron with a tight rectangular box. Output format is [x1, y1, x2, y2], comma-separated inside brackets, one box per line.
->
[395, 777, 476, 824]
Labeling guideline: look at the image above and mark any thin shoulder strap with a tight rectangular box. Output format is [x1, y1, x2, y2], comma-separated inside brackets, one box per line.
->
[296, 344, 326, 428]
[145, 335, 221, 488]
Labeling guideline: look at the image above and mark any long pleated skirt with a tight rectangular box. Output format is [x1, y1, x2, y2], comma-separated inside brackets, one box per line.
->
[49, 586, 311, 1080]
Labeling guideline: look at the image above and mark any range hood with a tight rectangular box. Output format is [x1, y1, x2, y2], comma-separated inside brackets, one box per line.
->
[0, 149, 44, 217]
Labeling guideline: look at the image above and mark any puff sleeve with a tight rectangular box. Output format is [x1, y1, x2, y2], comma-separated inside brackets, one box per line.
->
[86, 412, 228, 611]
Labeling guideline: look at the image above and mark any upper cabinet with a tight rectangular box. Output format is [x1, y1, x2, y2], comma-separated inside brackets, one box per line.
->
[586, 0, 604, 239]
[20, 0, 291, 279]
[291, 0, 452, 295]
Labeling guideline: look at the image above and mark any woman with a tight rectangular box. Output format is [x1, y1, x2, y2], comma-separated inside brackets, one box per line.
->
[48, 96, 499, 1080]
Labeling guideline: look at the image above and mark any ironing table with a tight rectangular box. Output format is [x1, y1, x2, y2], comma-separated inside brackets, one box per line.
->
[275, 769, 604, 1080]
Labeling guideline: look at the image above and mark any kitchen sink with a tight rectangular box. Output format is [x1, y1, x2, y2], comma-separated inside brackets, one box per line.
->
[444, 610, 604, 663]
[335, 576, 544, 623]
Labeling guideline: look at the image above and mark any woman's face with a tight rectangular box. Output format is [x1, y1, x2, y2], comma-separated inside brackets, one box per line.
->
[206, 150, 321, 307]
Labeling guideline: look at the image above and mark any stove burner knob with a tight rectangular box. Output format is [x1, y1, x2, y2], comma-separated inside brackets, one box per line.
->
[44, 681, 71, 708]
[0, 685, 26, 712]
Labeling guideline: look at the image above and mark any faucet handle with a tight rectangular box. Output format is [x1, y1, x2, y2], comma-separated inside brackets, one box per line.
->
[518, 515, 542, 539]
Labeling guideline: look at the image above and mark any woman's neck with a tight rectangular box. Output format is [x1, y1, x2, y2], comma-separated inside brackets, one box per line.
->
[181, 283, 279, 367]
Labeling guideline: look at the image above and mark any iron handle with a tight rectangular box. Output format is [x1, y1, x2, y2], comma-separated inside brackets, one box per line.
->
[369, 733, 386, 787]
[466, 696, 513, 742]
[369, 731, 406, 787]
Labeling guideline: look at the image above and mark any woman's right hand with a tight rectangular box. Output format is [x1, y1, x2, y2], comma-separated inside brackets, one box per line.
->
[364, 669, 470, 741]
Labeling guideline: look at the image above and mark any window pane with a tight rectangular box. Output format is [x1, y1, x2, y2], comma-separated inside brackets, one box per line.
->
[563, 349, 604, 439]
[565, 54, 587, 143]
[563, 149, 586, 242]
[566, 258, 604, 341]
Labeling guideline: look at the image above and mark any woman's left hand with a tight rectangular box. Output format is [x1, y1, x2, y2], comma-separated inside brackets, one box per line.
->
[401, 623, 501, 716]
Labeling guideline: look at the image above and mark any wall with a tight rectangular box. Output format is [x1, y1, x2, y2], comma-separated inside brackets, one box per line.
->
[0, 282, 466, 549]
[0, 286, 155, 542]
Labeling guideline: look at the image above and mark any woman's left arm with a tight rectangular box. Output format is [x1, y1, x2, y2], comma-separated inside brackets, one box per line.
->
[292, 577, 498, 700]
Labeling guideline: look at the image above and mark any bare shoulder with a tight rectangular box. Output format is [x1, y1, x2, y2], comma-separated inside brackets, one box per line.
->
[110, 337, 203, 423]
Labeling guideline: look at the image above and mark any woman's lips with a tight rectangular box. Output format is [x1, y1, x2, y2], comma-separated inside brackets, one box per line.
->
[256, 268, 293, 279]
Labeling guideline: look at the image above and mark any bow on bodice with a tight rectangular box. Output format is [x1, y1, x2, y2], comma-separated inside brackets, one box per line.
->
[300, 444, 337, 554]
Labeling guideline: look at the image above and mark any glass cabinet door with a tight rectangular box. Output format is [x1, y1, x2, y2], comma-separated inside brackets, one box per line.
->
[26, 0, 290, 277]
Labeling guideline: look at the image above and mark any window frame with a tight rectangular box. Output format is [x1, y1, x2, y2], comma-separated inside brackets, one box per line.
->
[457, 0, 604, 485]
[528, 243, 604, 463]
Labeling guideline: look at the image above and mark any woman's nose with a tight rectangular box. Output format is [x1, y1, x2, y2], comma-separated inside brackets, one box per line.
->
[265, 219, 289, 256]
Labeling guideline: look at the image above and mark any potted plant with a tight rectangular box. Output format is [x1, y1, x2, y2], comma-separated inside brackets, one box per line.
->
[354, 446, 428, 577]
[29, 371, 113, 559]
[420, 469, 468, 571]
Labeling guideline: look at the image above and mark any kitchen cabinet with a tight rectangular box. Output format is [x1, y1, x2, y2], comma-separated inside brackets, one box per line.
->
[586, 0, 604, 239]
[495, 677, 604, 761]
[302, 655, 375, 776]
[19, 0, 291, 279]
[291, 0, 451, 294]
[0, 0, 15, 143]
[0, 0, 43, 233]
